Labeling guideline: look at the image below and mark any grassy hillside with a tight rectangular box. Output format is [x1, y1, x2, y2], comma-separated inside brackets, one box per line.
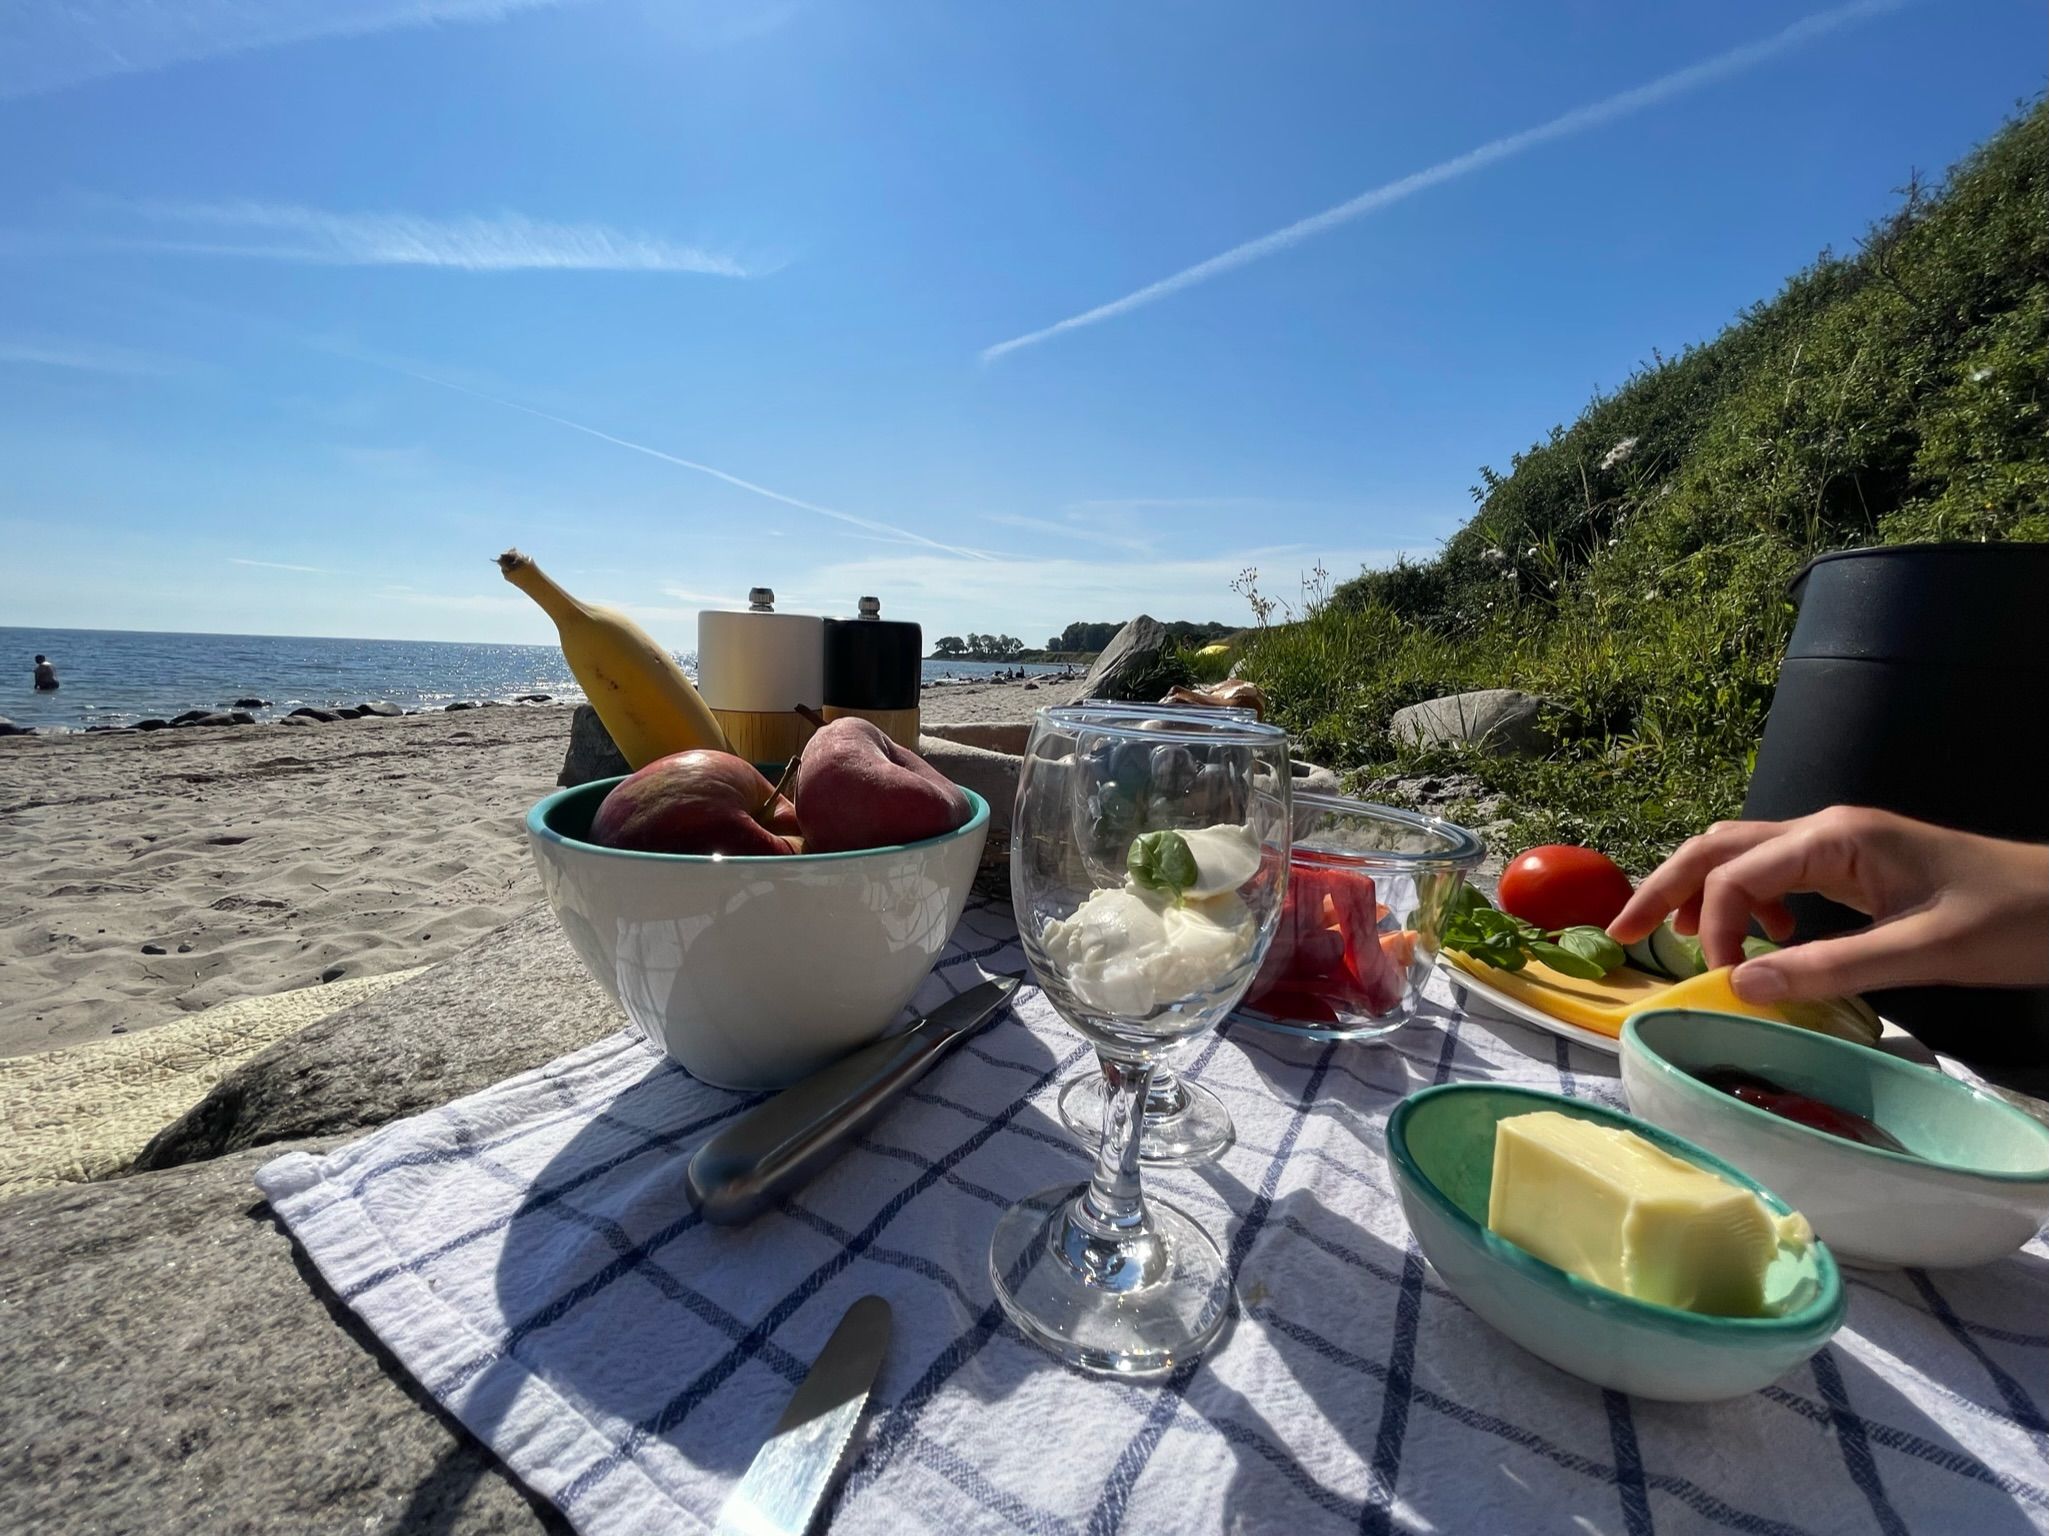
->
[1239, 101, 2048, 870]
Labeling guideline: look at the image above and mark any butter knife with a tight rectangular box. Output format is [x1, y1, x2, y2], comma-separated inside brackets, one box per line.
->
[714, 1294, 892, 1536]
[688, 976, 1021, 1225]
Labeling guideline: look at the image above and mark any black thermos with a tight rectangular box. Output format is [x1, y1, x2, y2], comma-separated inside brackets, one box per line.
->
[1740, 542, 2049, 1088]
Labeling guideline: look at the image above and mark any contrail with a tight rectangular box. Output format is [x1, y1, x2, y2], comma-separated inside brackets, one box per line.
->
[982, 0, 1906, 362]
[395, 366, 999, 561]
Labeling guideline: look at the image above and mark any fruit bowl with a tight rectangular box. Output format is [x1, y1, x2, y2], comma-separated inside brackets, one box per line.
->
[527, 777, 990, 1089]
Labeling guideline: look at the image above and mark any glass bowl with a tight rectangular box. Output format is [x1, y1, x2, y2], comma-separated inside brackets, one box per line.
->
[1236, 793, 1484, 1040]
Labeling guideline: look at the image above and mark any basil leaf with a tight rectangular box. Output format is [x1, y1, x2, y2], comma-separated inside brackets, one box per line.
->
[1528, 939, 1607, 980]
[1127, 830, 1198, 899]
[1552, 925, 1626, 974]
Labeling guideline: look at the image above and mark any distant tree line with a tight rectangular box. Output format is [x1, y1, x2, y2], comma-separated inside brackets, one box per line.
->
[1042, 619, 1235, 652]
[931, 633, 1027, 659]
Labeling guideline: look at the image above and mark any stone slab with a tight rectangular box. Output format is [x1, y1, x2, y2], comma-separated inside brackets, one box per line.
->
[0, 1144, 564, 1536]
[137, 905, 620, 1171]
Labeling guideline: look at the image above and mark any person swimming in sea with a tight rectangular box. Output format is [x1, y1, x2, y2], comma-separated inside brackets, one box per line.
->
[32, 654, 58, 691]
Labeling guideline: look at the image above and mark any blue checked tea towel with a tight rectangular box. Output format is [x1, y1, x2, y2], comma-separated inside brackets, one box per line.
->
[257, 896, 2049, 1535]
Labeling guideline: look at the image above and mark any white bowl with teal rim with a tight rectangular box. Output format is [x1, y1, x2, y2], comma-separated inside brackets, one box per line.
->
[527, 777, 989, 1090]
[1623, 1008, 2049, 1269]
[1384, 1082, 1845, 1402]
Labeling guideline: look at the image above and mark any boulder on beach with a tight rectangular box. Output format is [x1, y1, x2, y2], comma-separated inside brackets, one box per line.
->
[1068, 615, 1177, 703]
[558, 703, 630, 787]
[356, 701, 403, 718]
[445, 700, 478, 712]
[170, 709, 242, 730]
[135, 718, 169, 732]
[515, 693, 552, 704]
[232, 698, 270, 709]
[1390, 688, 1553, 757]
[0, 716, 28, 737]
[286, 707, 339, 723]
[331, 707, 365, 720]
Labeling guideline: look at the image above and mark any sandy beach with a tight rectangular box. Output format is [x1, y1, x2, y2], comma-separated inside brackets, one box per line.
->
[0, 678, 1056, 1058]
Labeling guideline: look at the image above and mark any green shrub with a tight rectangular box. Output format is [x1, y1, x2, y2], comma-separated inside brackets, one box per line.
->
[1241, 101, 2049, 872]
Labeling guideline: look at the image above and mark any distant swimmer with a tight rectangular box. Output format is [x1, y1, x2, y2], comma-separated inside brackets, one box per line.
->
[32, 654, 58, 691]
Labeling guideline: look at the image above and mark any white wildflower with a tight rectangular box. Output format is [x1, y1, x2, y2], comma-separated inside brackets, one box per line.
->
[1599, 436, 1639, 471]
[1526, 546, 1539, 558]
[1971, 367, 1994, 383]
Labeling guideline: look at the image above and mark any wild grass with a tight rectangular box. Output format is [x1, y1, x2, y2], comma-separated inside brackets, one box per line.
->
[1236, 101, 2049, 873]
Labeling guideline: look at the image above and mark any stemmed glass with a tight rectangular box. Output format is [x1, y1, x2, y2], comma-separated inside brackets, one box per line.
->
[1051, 703, 1261, 1165]
[995, 706, 1292, 1374]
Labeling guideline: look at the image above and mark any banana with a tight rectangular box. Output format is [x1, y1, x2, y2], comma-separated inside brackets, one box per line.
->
[497, 549, 728, 767]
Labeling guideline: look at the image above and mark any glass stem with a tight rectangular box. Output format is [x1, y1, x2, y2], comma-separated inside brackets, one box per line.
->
[1075, 1055, 1154, 1238]
[1144, 1064, 1190, 1119]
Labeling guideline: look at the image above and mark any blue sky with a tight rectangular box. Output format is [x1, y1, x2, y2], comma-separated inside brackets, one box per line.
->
[1, 0, 2040, 652]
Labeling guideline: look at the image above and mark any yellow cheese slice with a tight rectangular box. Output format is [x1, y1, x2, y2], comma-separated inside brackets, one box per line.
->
[1444, 954, 1880, 1045]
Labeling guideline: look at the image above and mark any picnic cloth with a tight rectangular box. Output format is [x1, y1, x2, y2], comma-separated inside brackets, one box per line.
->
[256, 895, 2049, 1535]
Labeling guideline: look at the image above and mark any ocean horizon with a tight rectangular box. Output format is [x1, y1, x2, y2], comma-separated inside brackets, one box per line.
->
[1, 625, 1054, 731]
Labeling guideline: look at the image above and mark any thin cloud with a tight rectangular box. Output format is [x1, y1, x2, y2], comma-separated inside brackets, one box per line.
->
[982, 511, 1155, 555]
[0, 0, 587, 101]
[0, 338, 181, 375]
[231, 557, 331, 574]
[100, 200, 751, 276]
[982, 0, 1906, 361]
[388, 365, 998, 560]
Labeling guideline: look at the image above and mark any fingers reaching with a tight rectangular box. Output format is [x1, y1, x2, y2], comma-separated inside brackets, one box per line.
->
[1731, 910, 1948, 1003]
[1606, 820, 1783, 943]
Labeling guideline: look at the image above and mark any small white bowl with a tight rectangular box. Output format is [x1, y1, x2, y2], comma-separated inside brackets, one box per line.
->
[1623, 1009, 2049, 1269]
[528, 778, 990, 1090]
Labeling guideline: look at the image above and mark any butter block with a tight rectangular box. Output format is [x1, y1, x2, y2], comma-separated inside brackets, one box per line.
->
[1486, 1111, 1809, 1317]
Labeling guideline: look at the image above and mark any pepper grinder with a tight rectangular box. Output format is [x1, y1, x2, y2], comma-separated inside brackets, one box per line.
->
[695, 587, 824, 770]
[822, 596, 921, 749]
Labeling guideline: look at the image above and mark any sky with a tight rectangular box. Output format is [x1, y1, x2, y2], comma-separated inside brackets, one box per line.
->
[1, 1, 2041, 653]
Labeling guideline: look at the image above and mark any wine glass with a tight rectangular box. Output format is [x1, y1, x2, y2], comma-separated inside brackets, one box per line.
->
[1050, 702, 1261, 1165]
[995, 706, 1292, 1374]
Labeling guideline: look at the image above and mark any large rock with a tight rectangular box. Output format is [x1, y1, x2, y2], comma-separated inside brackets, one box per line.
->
[1389, 689, 1553, 757]
[169, 709, 245, 729]
[1068, 615, 1179, 703]
[557, 703, 630, 788]
[0, 1144, 565, 1536]
[356, 701, 404, 718]
[137, 907, 619, 1169]
[286, 706, 339, 723]
[0, 715, 29, 736]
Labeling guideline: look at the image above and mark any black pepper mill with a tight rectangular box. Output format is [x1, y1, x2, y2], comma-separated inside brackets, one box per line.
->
[822, 597, 921, 748]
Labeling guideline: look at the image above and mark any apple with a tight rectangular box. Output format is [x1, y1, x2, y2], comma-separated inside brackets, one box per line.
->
[794, 718, 972, 853]
[590, 750, 800, 856]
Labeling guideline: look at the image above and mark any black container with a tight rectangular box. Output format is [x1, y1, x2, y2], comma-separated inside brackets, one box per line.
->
[1741, 542, 2049, 1085]
[824, 599, 922, 711]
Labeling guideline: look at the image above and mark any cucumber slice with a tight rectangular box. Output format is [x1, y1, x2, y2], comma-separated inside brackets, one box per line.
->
[1650, 921, 1706, 980]
[1621, 936, 1667, 977]
[1741, 936, 1782, 961]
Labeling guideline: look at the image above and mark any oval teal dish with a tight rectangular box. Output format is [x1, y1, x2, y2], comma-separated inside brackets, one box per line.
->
[1384, 1082, 1846, 1402]
[1623, 1008, 2049, 1270]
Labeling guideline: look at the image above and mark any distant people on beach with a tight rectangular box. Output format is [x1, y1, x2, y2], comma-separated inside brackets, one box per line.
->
[32, 654, 58, 691]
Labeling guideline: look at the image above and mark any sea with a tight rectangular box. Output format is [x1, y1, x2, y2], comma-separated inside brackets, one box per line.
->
[0, 626, 1055, 732]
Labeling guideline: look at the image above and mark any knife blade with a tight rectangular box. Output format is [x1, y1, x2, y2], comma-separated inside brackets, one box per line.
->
[687, 975, 1020, 1225]
[714, 1294, 892, 1536]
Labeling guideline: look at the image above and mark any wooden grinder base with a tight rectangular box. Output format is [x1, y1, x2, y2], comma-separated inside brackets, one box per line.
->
[822, 705, 920, 750]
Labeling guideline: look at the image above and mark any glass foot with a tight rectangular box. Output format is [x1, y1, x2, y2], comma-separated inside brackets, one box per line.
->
[989, 1183, 1233, 1376]
[1058, 1067, 1235, 1166]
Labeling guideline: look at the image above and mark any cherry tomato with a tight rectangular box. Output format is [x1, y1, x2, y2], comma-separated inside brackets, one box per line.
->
[1496, 845, 1634, 931]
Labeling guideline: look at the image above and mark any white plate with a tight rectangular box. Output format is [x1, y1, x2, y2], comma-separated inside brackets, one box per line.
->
[1435, 957, 1622, 1057]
